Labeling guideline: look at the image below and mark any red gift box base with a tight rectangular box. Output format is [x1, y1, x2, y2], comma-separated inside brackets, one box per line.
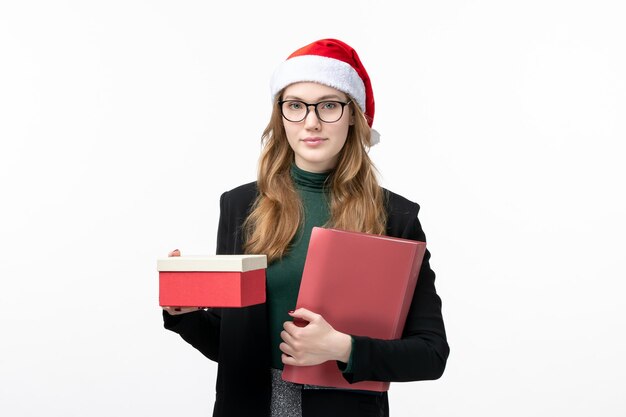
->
[159, 269, 266, 308]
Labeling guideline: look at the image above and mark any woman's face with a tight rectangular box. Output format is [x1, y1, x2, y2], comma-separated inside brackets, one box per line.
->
[281, 82, 353, 173]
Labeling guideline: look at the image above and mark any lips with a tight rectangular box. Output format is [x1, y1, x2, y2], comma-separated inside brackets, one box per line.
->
[301, 137, 327, 144]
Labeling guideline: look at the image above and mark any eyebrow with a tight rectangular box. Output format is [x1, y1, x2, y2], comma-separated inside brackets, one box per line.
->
[282, 94, 346, 101]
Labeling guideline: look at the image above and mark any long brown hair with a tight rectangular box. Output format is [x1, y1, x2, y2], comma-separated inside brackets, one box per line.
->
[242, 92, 387, 263]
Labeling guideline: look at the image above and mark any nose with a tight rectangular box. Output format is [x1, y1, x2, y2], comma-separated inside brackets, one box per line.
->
[303, 104, 322, 130]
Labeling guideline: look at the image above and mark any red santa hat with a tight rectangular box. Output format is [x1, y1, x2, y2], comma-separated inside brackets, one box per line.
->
[270, 38, 380, 145]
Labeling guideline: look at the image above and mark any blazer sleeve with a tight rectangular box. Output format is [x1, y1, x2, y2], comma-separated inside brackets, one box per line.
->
[161, 192, 233, 362]
[341, 209, 449, 383]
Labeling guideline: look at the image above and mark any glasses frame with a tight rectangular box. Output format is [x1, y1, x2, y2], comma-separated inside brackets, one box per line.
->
[278, 100, 352, 123]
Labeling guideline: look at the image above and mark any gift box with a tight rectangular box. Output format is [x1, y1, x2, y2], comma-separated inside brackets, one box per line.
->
[158, 255, 267, 308]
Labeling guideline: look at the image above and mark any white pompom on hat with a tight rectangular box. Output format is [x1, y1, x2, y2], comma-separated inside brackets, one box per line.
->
[270, 38, 380, 145]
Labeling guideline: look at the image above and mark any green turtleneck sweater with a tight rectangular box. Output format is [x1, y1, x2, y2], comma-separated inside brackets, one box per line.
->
[267, 164, 333, 370]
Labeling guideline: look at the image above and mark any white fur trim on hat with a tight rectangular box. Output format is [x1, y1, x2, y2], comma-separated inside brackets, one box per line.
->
[270, 55, 366, 112]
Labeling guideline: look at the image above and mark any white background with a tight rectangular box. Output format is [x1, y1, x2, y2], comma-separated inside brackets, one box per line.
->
[1, 1, 625, 416]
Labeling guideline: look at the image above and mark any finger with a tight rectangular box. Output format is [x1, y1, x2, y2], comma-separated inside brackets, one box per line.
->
[280, 330, 295, 345]
[279, 342, 296, 357]
[162, 306, 178, 314]
[282, 353, 298, 366]
[283, 320, 301, 334]
[289, 308, 319, 322]
[168, 249, 181, 257]
[163, 306, 202, 315]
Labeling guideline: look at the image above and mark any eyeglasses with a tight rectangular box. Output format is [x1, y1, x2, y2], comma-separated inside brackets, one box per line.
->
[278, 100, 352, 123]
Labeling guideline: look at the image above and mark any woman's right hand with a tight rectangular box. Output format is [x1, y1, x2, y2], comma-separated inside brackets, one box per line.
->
[163, 306, 202, 315]
[162, 249, 203, 315]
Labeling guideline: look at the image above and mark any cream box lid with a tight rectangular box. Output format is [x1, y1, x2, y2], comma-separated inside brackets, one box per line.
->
[157, 254, 267, 272]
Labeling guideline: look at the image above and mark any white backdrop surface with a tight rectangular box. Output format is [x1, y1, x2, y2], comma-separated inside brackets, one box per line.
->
[1, 1, 625, 416]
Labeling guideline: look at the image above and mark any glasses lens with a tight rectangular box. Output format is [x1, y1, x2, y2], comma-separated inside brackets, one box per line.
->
[316, 101, 345, 123]
[281, 101, 307, 122]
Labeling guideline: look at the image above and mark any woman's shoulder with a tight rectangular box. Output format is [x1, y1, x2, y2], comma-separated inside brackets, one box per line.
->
[381, 187, 425, 239]
[220, 181, 258, 209]
[222, 181, 258, 197]
[219, 181, 422, 219]
[382, 187, 421, 217]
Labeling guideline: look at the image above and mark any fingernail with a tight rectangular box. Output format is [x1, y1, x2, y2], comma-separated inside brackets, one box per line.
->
[288, 310, 294, 314]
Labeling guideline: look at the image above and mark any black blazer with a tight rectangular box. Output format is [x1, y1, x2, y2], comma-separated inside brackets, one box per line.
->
[163, 182, 449, 417]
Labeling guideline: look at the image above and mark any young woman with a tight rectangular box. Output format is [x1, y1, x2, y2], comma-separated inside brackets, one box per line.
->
[162, 38, 449, 417]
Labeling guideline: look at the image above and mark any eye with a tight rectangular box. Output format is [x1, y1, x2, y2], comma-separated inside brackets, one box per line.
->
[320, 101, 338, 110]
[288, 101, 304, 110]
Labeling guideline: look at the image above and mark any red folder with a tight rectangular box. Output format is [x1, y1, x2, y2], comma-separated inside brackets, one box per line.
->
[281, 227, 426, 392]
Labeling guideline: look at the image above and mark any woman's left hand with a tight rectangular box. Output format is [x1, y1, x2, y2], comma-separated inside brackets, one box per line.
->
[280, 308, 352, 366]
